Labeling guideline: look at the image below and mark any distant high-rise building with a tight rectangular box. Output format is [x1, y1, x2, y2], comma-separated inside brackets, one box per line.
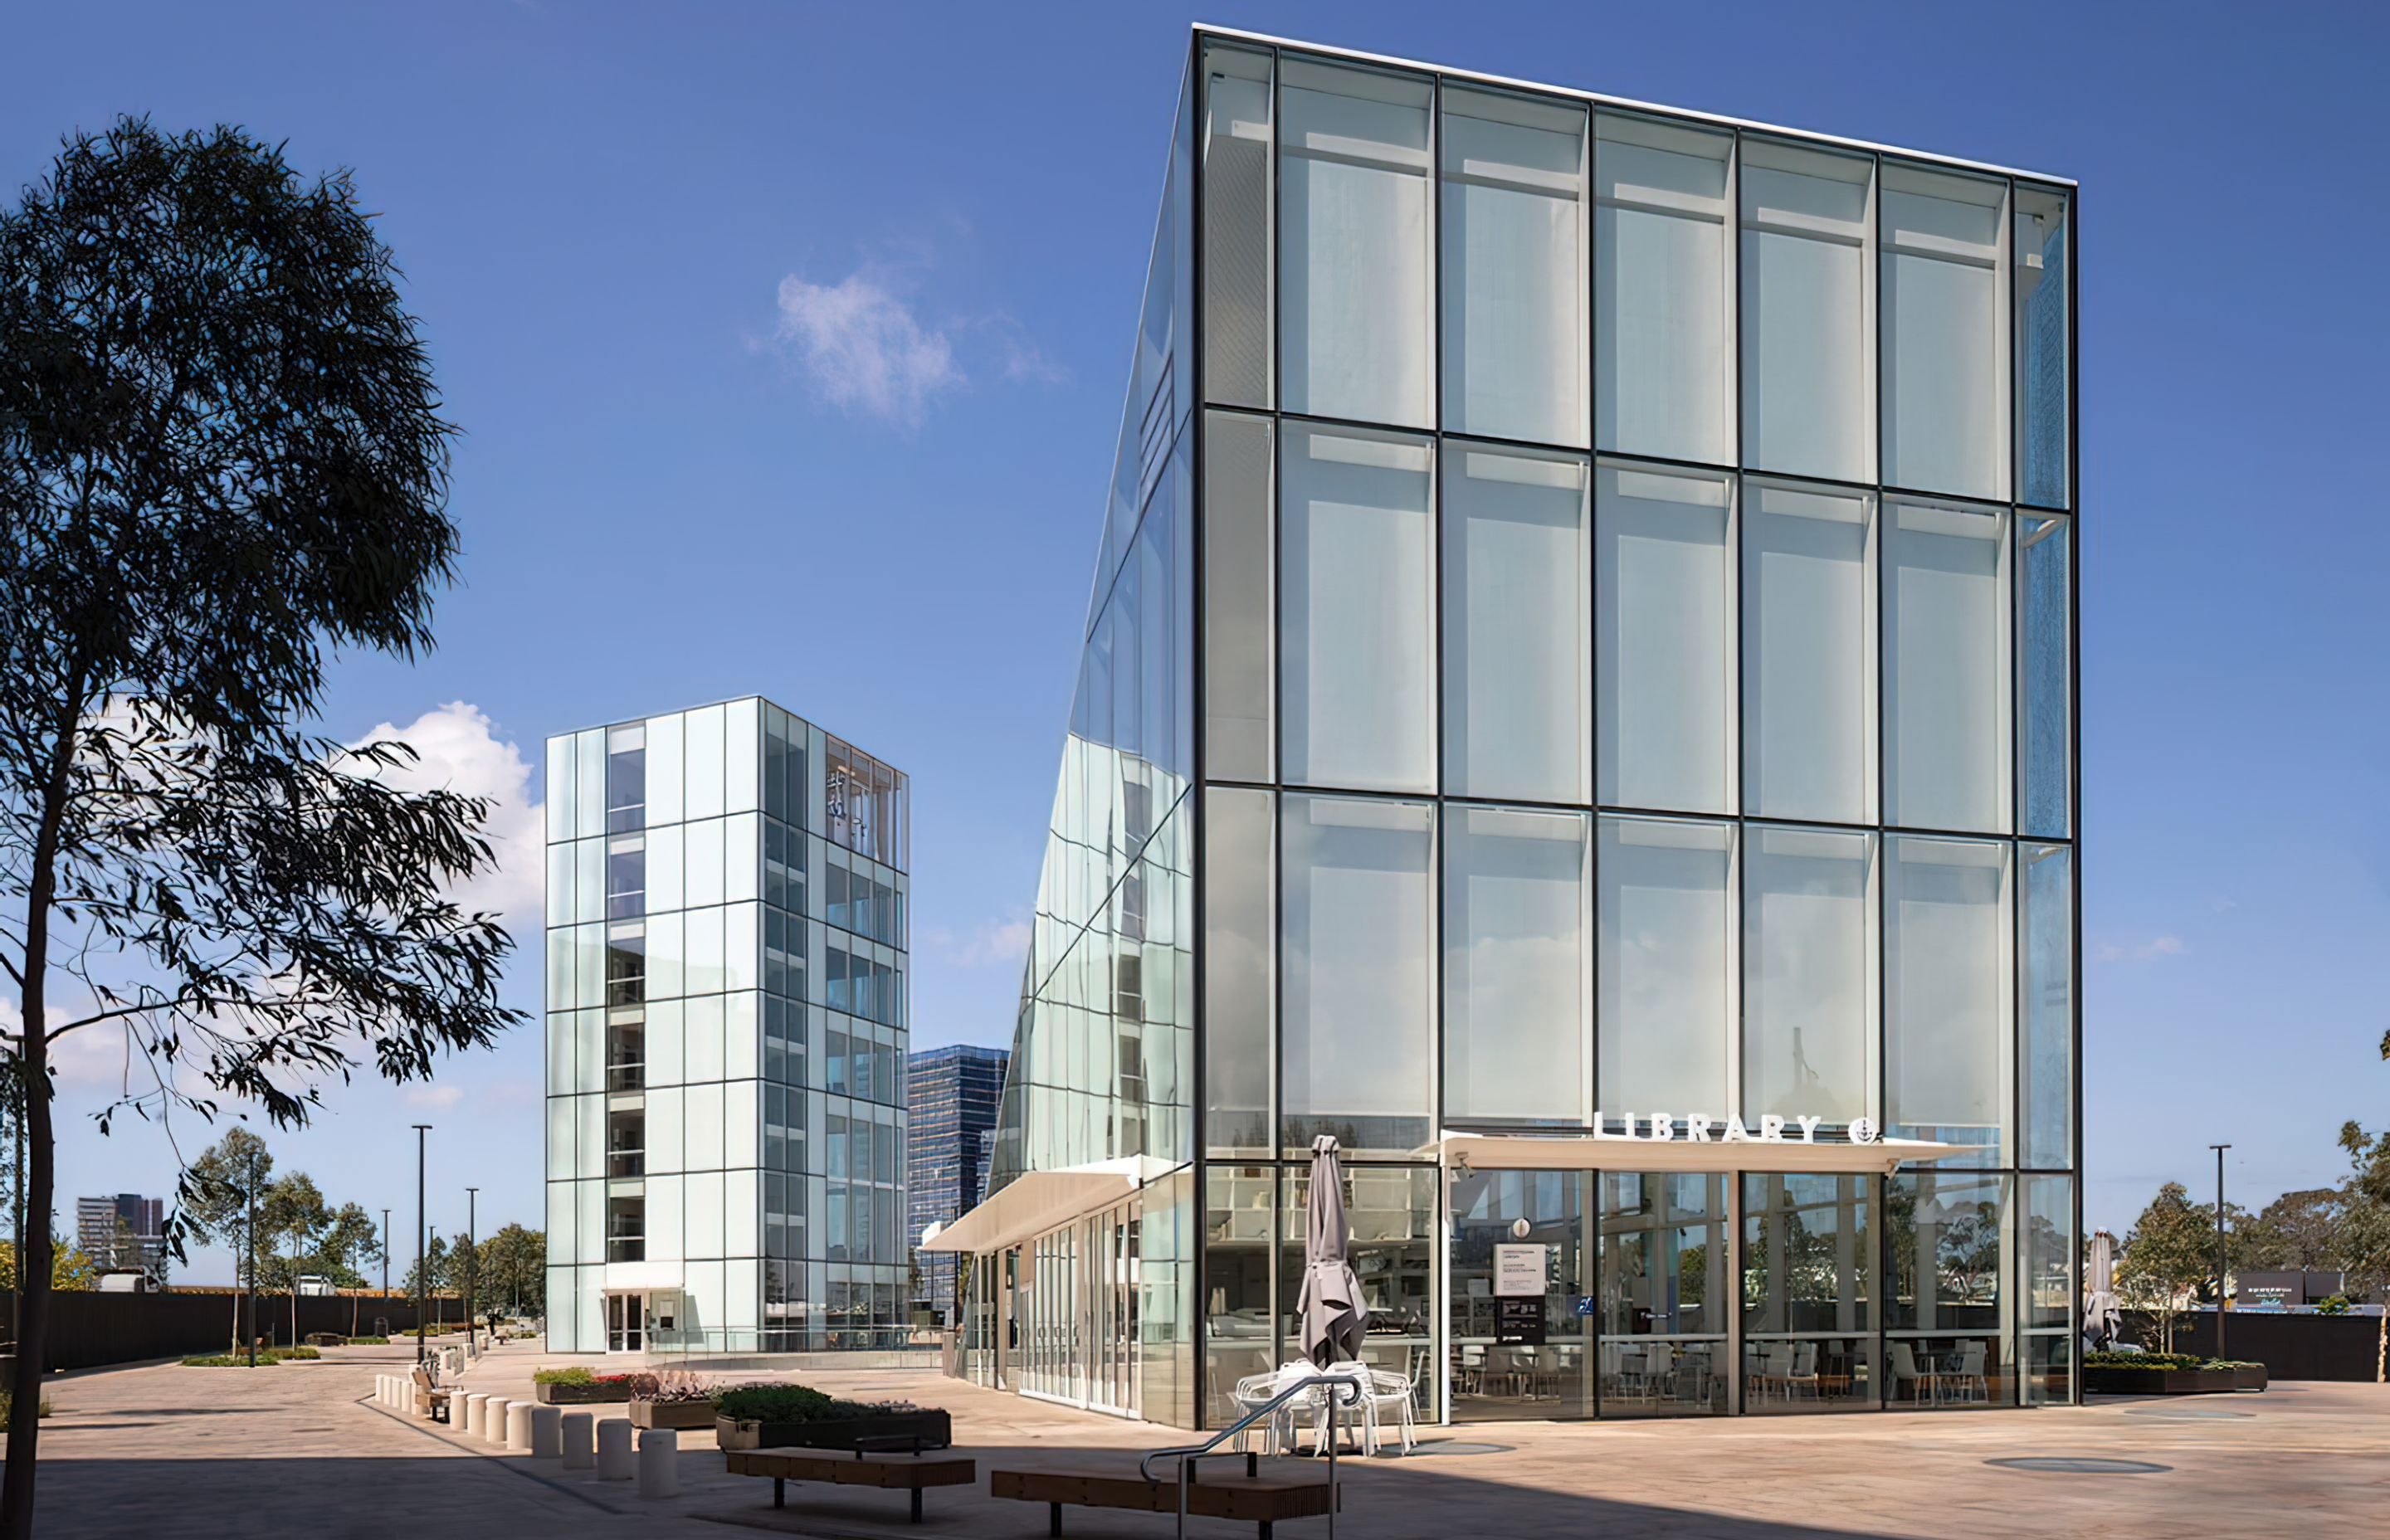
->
[76, 1194, 165, 1274]
[905, 1045, 1007, 1325]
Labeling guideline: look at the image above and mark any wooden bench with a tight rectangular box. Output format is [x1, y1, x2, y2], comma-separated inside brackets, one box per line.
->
[408, 1366, 451, 1423]
[991, 1463, 1339, 1539]
[725, 1447, 976, 1524]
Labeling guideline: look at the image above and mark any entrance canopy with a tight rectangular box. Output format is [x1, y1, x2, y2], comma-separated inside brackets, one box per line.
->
[602, 1260, 684, 1293]
[1420, 1128, 1963, 1177]
[919, 1155, 1177, 1255]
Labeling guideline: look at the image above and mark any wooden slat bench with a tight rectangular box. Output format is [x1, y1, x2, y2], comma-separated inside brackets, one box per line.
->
[991, 1464, 1339, 1539]
[724, 1447, 976, 1524]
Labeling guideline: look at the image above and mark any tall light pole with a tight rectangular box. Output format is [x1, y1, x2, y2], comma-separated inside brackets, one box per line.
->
[465, 1187, 478, 1352]
[2210, 1143, 2231, 1359]
[412, 1124, 431, 1366]
[380, 1207, 391, 1298]
[243, 1161, 258, 1368]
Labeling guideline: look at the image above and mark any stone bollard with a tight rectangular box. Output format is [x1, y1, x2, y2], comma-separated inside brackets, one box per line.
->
[595, 1417, 635, 1480]
[463, 1392, 487, 1436]
[482, 1398, 513, 1447]
[637, 1430, 679, 1498]
[374, 1374, 387, 1406]
[560, 1411, 594, 1470]
[529, 1403, 563, 1458]
[506, 1401, 534, 1452]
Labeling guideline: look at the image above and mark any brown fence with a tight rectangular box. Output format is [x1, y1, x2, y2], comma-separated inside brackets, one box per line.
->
[2122, 1309, 2388, 1382]
[0, 1289, 466, 1372]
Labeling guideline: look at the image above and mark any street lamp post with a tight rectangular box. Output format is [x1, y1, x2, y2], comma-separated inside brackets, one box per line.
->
[465, 1186, 478, 1353]
[243, 1166, 257, 1368]
[412, 1124, 431, 1366]
[380, 1206, 390, 1297]
[2210, 1143, 2231, 1359]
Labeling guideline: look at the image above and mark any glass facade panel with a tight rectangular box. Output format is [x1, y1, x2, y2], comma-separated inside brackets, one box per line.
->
[1742, 1173, 1874, 1411]
[1280, 424, 1436, 793]
[1202, 46, 1273, 410]
[2021, 1174, 2074, 1406]
[1880, 163, 2008, 500]
[1740, 139, 1874, 483]
[2018, 514, 2071, 837]
[1451, 1170, 1595, 1421]
[1440, 87, 1587, 446]
[1885, 836, 2013, 1157]
[1278, 1164, 1435, 1406]
[1885, 1171, 2013, 1406]
[1744, 826, 1877, 1127]
[1202, 411, 1275, 782]
[2014, 186, 2071, 509]
[1443, 445, 1588, 803]
[1595, 114, 1734, 465]
[1444, 806, 1591, 1125]
[1597, 816, 1734, 1117]
[1281, 795, 1433, 1157]
[1884, 498, 2010, 834]
[1202, 787, 1273, 1157]
[1596, 461, 1735, 813]
[1600, 1172, 1729, 1417]
[2021, 844, 2074, 1169]
[1279, 59, 1433, 427]
[1743, 480, 1877, 824]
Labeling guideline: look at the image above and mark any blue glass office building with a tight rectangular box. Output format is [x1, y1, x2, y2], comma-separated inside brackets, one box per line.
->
[931, 27, 2077, 1429]
[906, 1044, 1009, 1326]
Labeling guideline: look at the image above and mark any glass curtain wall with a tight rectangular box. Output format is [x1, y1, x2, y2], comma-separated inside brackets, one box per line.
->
[966, 30, 2085, 1428]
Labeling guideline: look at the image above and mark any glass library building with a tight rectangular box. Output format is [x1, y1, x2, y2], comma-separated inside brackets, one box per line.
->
[928, 27, 2079, 1428]
[544, 698, 912, 1353]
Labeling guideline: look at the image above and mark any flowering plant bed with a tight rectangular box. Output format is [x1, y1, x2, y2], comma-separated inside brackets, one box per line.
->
[714, 1384, 946, 1452]
[631, 1397, 721, 1430]
[2082, 1351, 2266, 1396]
[534, 1368, 655, 1405]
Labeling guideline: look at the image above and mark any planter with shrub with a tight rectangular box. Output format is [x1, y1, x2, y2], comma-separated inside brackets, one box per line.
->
[2081, 1350, 2260, 1396]
[713, 1383, 949, 1453]
[534, 1367, 653, 1406]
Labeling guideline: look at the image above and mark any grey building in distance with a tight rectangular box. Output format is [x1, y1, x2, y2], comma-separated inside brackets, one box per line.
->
[905, 1044, 1009, 1326]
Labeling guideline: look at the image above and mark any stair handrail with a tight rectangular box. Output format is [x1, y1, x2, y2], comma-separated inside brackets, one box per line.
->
[1140, 1369, 1364, 1539]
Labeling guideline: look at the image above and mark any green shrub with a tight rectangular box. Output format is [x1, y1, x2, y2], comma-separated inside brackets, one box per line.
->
[534, 1367, 595, 1386]
[181, 1354, 272, 1367]
[266, 1346, 321, 1361]
[348, 1335, 390, 1345]
[2085, 1351, 2217, 1372]
[2315, 1294, 2352, 1316]
[714, 1383, 923, 1424]
[0, 1391, 50, 1421]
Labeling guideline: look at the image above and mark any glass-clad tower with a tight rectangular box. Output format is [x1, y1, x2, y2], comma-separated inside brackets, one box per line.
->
[943, 27, 2076, 1430]
[544, 698, 910, 1354]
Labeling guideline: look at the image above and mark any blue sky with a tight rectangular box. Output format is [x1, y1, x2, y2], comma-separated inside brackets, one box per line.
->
[7, 1, 2384, 1280]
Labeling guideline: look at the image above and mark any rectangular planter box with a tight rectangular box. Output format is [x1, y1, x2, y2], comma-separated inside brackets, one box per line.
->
[2083, 1367, 2238, 1396]
[715, 1409, 952, 1454]
[2228, 1365, 2268, 1391]
[631, 1398, 720, 1430]
[535, 1381, 635, 1406]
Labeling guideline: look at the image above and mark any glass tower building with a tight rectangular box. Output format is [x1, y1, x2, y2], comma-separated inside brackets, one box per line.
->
[905, 1044, 1010, 1326]
[544, 698, 911, 1353]
[933, 27, 2076, 1429]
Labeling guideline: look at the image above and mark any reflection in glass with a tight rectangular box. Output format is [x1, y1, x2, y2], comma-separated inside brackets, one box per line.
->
[1280, 425, 1435, 793]
[1741, 1173, 1874, 1411]
[2018, 514, 2071, 837]
[1281, 796, 1433, 1156]
[1597, 817, 1734, 1117]
[1880, 163, 2009, 500]
[1886, 836, 2012, 1157]
[1280, 1165, 1434, 1408]
[1441, 87, 1587, 446]
[1203, 412, 1274, 782]
[1596, 461, 1735, 813]
[1885, 1171, 2013, 1406]
[1744, 826, 1876, 1126]
[2014, 184, 2071, 509]
[1202, 46, 1273, 410]
[1280, 59, 1433, 427]
[1450, 1170, 1594, 1421]
[2022, 844, 2074, 1170]
[1202, 788, 1273, 1157]
[1596, 114, 1734, 464]
[1600, 1172, 1728, 1417]
[1884, 499, 2010, 833]
[1740, 139, 1873, 483]
[1744, 480, 1876, 825]
[2022, 1174, 2074, 1406]
[1444, 807, 1591, 1125]
[1444, 446, 1588, 802]
[1202, 1164, 1275, 1421]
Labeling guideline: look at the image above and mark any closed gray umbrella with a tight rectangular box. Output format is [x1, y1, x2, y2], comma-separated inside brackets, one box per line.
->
[1296, 1135, 1370, 1368]
[2085, 1231, 2121, 1351]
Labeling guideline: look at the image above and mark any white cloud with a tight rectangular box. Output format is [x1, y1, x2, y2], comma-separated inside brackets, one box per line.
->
[2095, 935, 2188, 964]
[923, 915, 1032, 971]
[403, 1084, 465, 1110]
[348, 702, 544, 931]
[771, 269, 964, 423]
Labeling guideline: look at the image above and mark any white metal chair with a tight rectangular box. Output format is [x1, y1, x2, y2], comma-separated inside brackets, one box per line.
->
[1890, 1341, 1924, 1403]
[1955, 1342, 1989, 1404]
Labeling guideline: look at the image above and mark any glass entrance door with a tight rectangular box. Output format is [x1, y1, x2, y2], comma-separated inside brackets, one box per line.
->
[1449, 1170, 1596, 1421]
[605, 1291, 649, 1352]
[1598, 1172, 1729, 1416]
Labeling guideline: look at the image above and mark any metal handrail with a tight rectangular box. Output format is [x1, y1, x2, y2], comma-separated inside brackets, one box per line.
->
[1140, 1371, 1363, 1539]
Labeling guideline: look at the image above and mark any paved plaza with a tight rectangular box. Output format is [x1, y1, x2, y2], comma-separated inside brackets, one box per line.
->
[13, 1343, 2387, 1538]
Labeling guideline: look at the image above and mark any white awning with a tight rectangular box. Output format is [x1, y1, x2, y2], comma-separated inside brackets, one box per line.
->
[1421, 1128, 1964, 1176]
[602, 1261, 685, 1293]
[918, 1155, 1178, 1255]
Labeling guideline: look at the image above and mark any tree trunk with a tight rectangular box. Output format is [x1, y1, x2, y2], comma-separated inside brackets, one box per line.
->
[1, 967, 55, 1537]
[2378, 1304, 2385, 1385]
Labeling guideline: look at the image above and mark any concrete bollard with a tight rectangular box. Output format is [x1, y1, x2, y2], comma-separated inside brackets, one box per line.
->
[374, 1374, 386, 1406]
[595, 1417, 635, 1480]
[483, 1397, 513, 1447]
[529, 1403, 563, 1458]
[463, 1391, 487, 1436]
[559, 1411, 594, 1470]
[637, 1430, 679, 1498]
[506, 1401, 534, 1452]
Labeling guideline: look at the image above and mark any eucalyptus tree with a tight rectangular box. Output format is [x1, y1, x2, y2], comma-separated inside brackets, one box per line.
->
[0, 118, 519, 1535]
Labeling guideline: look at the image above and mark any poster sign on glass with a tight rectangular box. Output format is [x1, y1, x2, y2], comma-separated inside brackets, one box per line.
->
[1493, 1244, 1546, 1298]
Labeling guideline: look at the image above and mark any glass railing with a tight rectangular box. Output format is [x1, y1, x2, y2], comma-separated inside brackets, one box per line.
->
[607, 1060, 646, 1092]
[607, 1149, 646, 1178]
[607, 1236, 645, 1262]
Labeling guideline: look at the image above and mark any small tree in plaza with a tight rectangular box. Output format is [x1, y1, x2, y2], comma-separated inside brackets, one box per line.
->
[2117, 1182, 2217, 1352]
[0, 118, 519, 1536]
[2334, 1121, 2390, 1383]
